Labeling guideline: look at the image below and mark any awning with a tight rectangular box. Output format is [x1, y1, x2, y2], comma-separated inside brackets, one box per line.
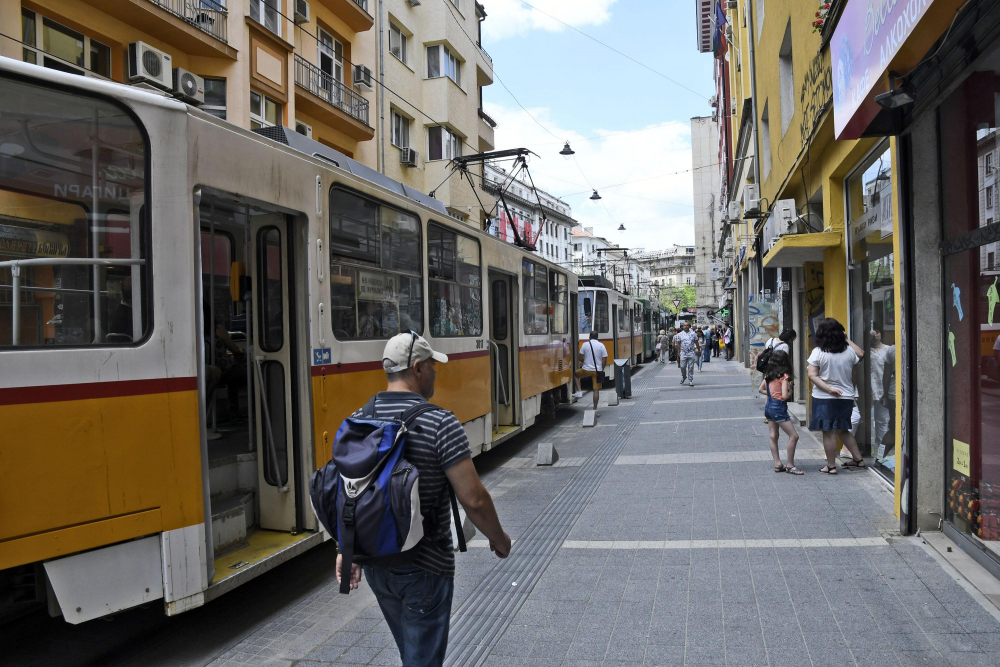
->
[762, 231, 841, 268]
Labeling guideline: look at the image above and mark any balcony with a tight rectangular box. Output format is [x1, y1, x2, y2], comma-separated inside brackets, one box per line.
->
[478, 108, 496, 151]
[760, 209, 840, 268]
[294, 55, 374, 142]
[313, 0, 375, 32]
[79, 0, 236, 58]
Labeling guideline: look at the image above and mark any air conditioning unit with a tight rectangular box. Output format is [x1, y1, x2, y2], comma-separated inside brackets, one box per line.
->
[400, 148, 418, 167]
[353, 64, 373, 90]
[774, 198, 798, 235]
[172, 67, 204, 105]
[725, 25, 734, 41]
[727, 200, 741, 220]
[709, 94, 719, 108]
[294, 0, 310, 24]
[128, 41, 172, 90]
[742, 183, 760, 214]
[727, 0, 738, 9]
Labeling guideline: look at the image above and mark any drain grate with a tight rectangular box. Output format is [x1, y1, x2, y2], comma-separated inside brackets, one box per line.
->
[444, 365, 661, 666]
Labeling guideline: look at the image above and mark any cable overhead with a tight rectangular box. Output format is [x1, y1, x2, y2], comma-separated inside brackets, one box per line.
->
[514, 0, 714, 101]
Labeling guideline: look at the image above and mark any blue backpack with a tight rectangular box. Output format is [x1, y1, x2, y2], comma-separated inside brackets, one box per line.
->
[309, 396, 466, 594]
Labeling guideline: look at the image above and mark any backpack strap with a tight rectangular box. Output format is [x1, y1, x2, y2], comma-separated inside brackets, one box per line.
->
[399, 402, 442, 427]
[361, 395, 379, 419]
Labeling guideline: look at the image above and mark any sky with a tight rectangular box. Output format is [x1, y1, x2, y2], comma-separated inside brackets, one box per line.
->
[477, 0, 715, 252]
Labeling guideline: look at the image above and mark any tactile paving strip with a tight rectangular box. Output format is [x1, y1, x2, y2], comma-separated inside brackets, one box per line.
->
[443, 365, 661, 666]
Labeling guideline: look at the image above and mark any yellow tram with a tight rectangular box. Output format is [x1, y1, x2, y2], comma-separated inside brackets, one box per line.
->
[0, 58, 576, 623]
[577, 275, 643, 374]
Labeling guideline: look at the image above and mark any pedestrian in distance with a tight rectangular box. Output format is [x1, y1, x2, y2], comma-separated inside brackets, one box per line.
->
[336, 332, 511, 667]
[577, 331, 608, 411]
[666, 327, 677, 363]
[723, 326, 733, 360]
[711, 327, 721, 357]
[758, 350, 803, 475]
[656, 329, 670, 364]
[702, 326, 712, 364]
[675, 322, 701, 386]
[807, 318, 867, 475]
[695, 329, 706, 372]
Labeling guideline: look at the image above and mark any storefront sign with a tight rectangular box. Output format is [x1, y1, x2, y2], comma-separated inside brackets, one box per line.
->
[832, 0, 968, 139]
[0, 224, 69, 258]
[953, 439, 970, 476]
[358, 270, 396, 302]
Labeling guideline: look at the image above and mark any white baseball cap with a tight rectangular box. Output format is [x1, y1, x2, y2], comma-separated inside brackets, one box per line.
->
[382, 331, 448, 373]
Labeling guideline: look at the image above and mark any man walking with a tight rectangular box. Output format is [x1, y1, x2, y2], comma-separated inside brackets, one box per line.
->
[337, 332, 511, 667]
[578, 331, 609, 410]
[675, 322, 701, 386]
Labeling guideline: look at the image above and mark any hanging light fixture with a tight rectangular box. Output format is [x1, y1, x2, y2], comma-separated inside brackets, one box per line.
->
[618, 223, 626, 231]
[590, 190, 602, 201]
[559, 141, 575, 156]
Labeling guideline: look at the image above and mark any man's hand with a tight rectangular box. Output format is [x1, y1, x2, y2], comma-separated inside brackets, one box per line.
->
[489, 533, 512, 559]
[336, 554, 362, 590]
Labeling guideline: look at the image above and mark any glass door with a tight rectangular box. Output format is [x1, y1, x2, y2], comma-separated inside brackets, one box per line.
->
[488, 272, 515, 432]
[846, 142, 897, 481]
[318, 29, 343, 107]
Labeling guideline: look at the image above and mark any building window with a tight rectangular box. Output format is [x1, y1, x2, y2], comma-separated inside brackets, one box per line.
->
[987, 152, 994, 175]
[391, 110, 410, 148]
[428, 223, 482, 337]
[202, 77, 227, 119]
[21, 9, 111, 78]
[522, 259, 548, 334]
[427, 125, 461, 161]
[778, 21, 794, 134]
[760, 101, 772, 180]
[989, 251, 996, 269]
[989, 186, 995, 209]
[295, 121, 313, 138]
[426, 44, 461, 86]
[250, 0, 280, 36]
[389, 22, 407, 65]
[250, 90, 281, 129]
[329, 189, 423, 340]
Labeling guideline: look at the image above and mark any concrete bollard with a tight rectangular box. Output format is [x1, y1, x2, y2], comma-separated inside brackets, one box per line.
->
[583, 410, 596, 427]
[536, 442, 559, 465]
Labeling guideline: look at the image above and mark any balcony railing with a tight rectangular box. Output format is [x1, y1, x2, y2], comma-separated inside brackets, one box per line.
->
[294, 55, 370, 126]
[478, 108, 497, 128]
[476, 41, 492, 63]
[146, 0, 229, 43]
[352, 0, 369, 11]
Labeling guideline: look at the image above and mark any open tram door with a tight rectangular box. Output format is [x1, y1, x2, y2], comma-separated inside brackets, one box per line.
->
[611, 302, 620, 359]
[488, 270, 518, 440]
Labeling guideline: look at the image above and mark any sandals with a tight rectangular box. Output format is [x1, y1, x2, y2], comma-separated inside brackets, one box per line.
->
[785, 466, 804, 475]
[841, 458, 867, 469]
[819, 465, 838, 475]
[774, 464, 787, 473]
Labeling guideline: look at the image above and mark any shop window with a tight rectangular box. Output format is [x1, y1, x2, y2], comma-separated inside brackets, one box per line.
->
[549, 271, 568, 334]
[21, 9, 111, 78]
[202, 77, 227, 119]
[329, 189, 422, 340]
[0, 76, 149, 346]
[522, 259, 548, 334]
[428, 223, 481, 336]
[846, 143, 896, 479]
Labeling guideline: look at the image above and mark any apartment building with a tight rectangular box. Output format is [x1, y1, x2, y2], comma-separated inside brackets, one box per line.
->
[482, 163, 576, 265]
[0, 0, 494, 206]
[571, 227, 649, 296]
[379, 0, 495, 226]
[633, 246, 696, 288]
[0, 1, 381, 162]
[690, 115, 722, 311]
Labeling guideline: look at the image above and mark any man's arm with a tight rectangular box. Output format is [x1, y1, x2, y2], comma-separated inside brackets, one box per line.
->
[445, 458, 510, 557]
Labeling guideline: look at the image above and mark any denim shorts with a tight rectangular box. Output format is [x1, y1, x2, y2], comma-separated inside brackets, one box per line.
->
[764, 397, 790, 423]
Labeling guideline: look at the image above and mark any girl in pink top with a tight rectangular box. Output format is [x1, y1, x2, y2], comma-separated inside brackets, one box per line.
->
[758, 351, 803, 475]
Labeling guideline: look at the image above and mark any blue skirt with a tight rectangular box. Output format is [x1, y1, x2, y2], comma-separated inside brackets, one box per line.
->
[809, 397, 854, 432]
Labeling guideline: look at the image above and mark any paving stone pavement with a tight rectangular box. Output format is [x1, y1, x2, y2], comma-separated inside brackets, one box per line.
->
[100, 360, 1000, 667]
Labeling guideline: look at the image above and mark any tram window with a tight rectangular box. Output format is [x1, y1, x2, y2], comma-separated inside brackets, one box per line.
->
[617, 300, 628, 332]
[0, 77, 149, 347]
[522, 259, 548, 335]
[492, 280, 507, 339]
[201, 230, 233, 325]
[595, 292, 609, 333]
[428, 223, 481, 337]
[329, 189, 423, 340]
[579, 290, 594, 334]
[257, 227, 283, 352]
[549, 271, 568, 334]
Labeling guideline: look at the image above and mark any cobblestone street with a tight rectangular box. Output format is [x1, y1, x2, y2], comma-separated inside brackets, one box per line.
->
[11, 361, 1000, 667]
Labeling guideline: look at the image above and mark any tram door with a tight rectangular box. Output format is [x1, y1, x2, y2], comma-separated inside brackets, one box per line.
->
[611, 303, 620, 358]
[488, 271, 516, 431]
[250, 213, 298, 531]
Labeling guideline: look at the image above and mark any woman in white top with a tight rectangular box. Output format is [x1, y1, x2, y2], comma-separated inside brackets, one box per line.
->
[807, 318, 866, 474]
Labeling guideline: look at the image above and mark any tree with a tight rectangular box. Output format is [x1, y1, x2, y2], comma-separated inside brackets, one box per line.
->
[657, 285, 696, 313]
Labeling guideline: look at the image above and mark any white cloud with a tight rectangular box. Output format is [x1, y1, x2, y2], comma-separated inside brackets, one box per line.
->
[482, 0, 618, 41]
[483, 102, 697, 253]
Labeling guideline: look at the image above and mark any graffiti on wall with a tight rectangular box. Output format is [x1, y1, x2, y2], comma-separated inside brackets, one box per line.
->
[748, 296, 780, 384]
[799, 51, 832, 142]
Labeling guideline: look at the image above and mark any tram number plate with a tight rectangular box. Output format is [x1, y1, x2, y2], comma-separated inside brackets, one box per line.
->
[313, 348, 332, 365]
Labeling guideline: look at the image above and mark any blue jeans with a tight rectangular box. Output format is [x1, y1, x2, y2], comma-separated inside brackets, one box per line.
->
[363, 565, 454, 667]
[703, 345, 711, 363]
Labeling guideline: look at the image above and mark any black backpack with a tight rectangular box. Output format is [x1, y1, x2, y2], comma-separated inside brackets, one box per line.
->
[756, 339, 775, 373]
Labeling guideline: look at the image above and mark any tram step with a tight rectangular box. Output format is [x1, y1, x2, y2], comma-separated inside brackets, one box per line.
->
[211, 491, 255, 559]
[209, 452, 257, 499]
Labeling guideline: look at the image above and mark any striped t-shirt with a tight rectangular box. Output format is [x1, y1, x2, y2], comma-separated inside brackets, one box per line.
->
[351, 391, 471, 577]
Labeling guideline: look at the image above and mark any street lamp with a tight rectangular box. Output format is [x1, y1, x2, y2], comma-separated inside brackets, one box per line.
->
[617, 223, 626, 231]
[590, 190, 602, 201]
[559, 142, 575, 157]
